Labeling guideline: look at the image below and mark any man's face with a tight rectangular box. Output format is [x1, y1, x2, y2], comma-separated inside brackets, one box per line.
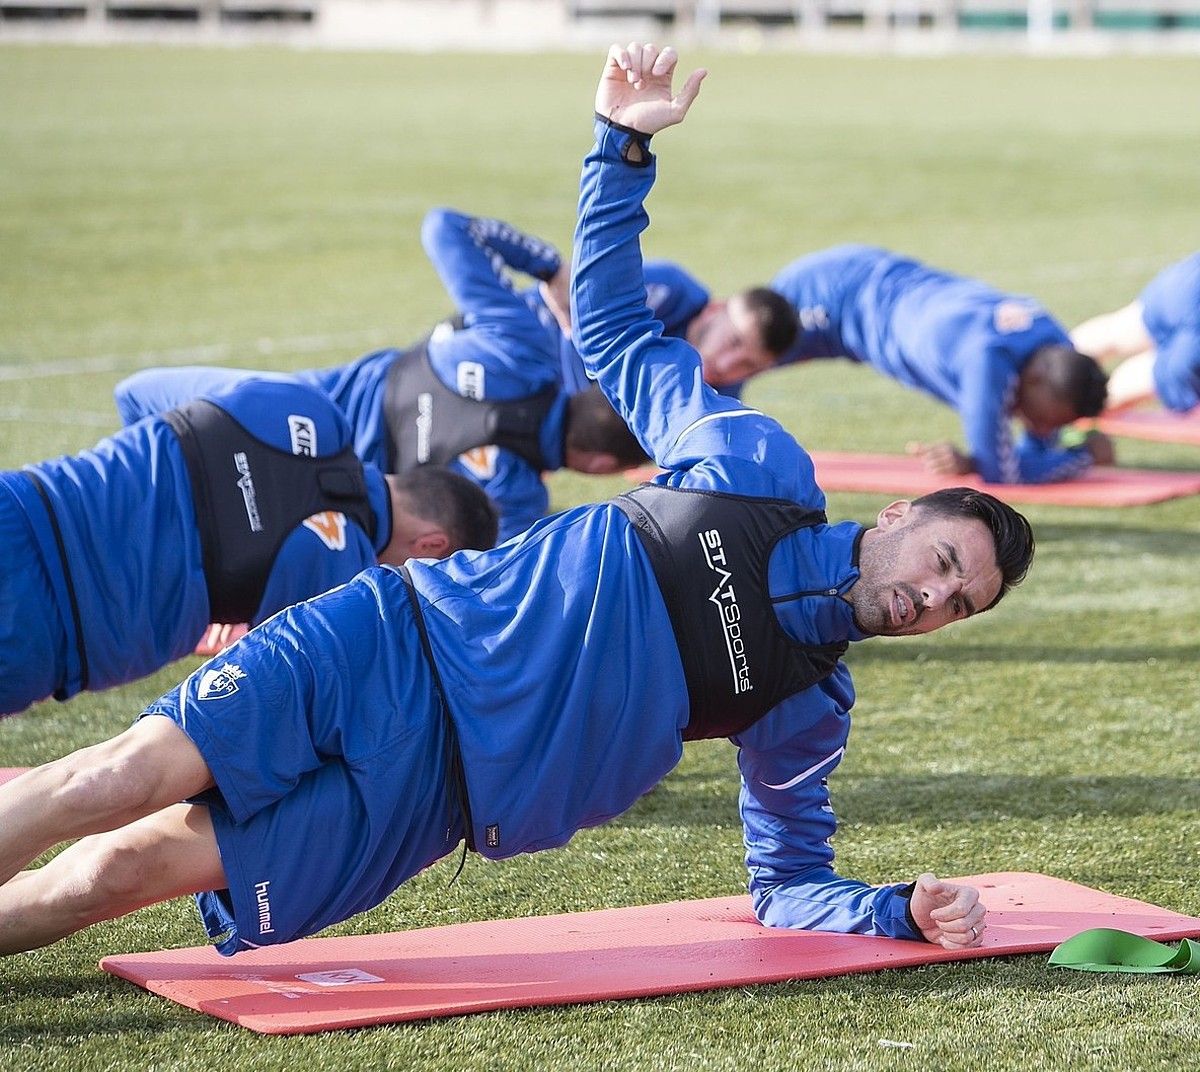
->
[1015, 375, 1077, 439]
[689, 295, 776, 387]
[849, 502, 1003, 637]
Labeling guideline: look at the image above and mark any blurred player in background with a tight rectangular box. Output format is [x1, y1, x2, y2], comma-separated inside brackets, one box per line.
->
[1070, 251, 1200, 414]
[532, 253, 798, 394]
[0, 377, 496, 716]
[117, 208, 648, 543]
[762, 244, 1112, 484]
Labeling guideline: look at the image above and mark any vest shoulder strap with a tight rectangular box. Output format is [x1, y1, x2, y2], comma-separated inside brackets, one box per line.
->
[164, 400, 376, 623]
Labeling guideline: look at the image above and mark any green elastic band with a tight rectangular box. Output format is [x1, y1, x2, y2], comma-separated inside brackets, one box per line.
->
[1049, 928, 1200, 974]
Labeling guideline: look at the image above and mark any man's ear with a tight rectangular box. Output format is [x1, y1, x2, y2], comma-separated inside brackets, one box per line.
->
[875, 499, 913, 531]
[411, 530, 451, 559]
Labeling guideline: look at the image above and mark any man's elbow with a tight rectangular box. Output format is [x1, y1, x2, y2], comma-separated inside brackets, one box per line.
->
[112, 374, 148, 425]
[419, 207, 464, 257]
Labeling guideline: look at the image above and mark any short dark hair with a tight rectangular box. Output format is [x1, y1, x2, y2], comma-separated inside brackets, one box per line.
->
[1035, 344, 1108, 418]
[911, 487, 1035, 611]
[565, 385, 649, 469]
[739, 287, 799, 357]
[396, 466, 499, 552]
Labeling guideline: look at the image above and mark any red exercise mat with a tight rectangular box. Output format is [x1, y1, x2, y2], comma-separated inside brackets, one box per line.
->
[193, 623, 249, 658]
[100, 872, 1200, 1035]
[0, 768, 29, 787]
[1092, 408, 1200, 446]
[624, 453, 1200, 506]
[793, 452, 1199, 507]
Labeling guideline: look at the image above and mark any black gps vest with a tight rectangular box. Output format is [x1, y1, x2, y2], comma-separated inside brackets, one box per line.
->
[382, 341, 557, 474]
[615, 483, 848, 741]
[164, 401, 377, 624]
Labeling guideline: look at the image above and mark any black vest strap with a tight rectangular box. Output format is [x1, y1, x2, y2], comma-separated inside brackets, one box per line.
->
[382, 340, 557, 474]
[164, 401, 377, 624]
[615, 484, 848, 741]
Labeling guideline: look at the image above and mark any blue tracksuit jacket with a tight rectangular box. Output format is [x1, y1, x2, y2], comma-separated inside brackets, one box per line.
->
[0, 379, 391, 713]
[151, 119, 927, 953]
[116, 212, 573, 544]
[770, 244, 1094, 484]
[304, 209, 570, 542]
[1139, 251, 1200, 413]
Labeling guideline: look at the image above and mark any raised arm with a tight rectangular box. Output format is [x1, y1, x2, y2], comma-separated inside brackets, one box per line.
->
[571, 46, 802, 481]
[421, 208, 562, 386]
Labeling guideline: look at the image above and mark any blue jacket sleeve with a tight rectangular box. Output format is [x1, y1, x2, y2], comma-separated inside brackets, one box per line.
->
[954, 348, 1023, 484]
[735, 668, 922, 939]
[570, 118, 814, 499]
[114, 366, 265, 426]
[1012, 433, 1094, 483]
[421, 208, 563, 395]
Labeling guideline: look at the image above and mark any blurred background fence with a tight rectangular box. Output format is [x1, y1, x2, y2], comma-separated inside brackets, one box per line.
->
[2, 0, 1199, 50]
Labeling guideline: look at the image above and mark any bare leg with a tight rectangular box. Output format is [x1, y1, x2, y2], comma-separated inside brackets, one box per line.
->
[0, 715, 213, 888]
[1104, 349, 1158, 412]
[0, 803, 225, 954]
[1070, 301, 1152, 362]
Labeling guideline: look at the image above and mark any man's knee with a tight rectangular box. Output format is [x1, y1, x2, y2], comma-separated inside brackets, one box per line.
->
[49, 717, 212, 823]
[45, 836, 162, 928]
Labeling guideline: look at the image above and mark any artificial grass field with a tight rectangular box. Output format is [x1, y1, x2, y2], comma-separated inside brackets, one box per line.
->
[1, 43, 1199, 1070]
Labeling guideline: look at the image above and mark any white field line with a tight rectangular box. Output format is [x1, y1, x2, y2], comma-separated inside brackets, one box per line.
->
[0, 407, 117, 427]
[0, 328, 392, 384]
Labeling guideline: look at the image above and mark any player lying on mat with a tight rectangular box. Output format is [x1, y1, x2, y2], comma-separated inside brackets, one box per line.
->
[0, 376, 497, 717]
[757, 245, 1113, 484]
[114, 208, 649, 544]
[0, 44, 1032, 957]
[1070, 251, 1200, 415]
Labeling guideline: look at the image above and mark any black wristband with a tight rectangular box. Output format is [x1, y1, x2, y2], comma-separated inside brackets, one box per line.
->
[594, 112, 653, 167]
[896, 881, 923, 939]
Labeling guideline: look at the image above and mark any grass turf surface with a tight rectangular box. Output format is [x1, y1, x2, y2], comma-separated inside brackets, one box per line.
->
[2, 44, 1199, 1070]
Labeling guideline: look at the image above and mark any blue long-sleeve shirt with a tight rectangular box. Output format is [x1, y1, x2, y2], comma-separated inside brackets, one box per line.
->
[770, 244, 1093, 484]
[117, 212, 573, 544]
[1140, 251, 1200, 413]
[397, 118, 922, 940]
[7, 378, 391, 704]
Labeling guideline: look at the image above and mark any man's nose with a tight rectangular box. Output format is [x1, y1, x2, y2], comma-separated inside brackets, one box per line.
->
[920, 582, 950, 608]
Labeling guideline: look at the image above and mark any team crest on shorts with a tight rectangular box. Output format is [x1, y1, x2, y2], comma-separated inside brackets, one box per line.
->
[197, 661, 246, 701]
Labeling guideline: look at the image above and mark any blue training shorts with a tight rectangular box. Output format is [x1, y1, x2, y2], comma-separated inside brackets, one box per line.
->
[142, 570, 461, 954]
[0, 473, 68, 716]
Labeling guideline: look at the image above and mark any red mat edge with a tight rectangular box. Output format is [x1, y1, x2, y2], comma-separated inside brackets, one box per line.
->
[625, 454, 1200, 507]
[98, 872, 1200, 1035]
[1090, 410, 1200, 445]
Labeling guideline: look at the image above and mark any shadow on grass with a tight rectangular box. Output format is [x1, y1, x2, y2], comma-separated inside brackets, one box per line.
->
[849, 641, 1200, 665]
[676, 953, 1143, 1007]
[1033, 522, 1200, 552]
[0, 974, 203, 1040]
[617, 773, 1200, 829]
